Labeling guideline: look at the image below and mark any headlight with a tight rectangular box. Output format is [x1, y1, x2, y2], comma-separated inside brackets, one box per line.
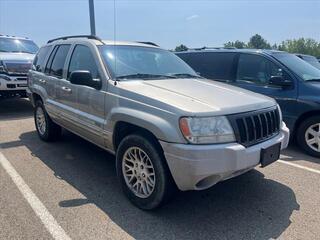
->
[0, 60, 6, 73]
[179, 116, 236, 144]
[0, 74, 11, 81]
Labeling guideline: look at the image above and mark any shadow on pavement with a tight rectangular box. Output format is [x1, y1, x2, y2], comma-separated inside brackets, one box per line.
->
[0, 98, 33, 121]
[281, 144, 319, 164]
[13, 130, 300, 240]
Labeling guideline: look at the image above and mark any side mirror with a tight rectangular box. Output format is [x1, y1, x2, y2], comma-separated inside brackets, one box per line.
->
[69, 70, 101, 89]
[269, 76, 292, 88]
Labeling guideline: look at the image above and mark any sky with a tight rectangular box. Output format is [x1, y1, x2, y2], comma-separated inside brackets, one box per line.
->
[0, 0, 319, 49]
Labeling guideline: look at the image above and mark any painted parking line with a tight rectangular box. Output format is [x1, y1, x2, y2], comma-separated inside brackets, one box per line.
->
[0, 150, 71, 240]
[278, 160, 320, 175]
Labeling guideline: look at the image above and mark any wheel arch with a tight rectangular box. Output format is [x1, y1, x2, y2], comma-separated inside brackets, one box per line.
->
[113, 121, 163, 153]
[293, 110, 320, 137]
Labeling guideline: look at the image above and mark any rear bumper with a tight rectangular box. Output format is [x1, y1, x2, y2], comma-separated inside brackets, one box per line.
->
[160, 122, 290, 191]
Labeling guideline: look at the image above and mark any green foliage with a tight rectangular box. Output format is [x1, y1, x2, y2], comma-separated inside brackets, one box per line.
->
[176, 34, 320, 58]
[278, 38, 320, 58]
[175, 44, 188, 52]
[247, 34, 271, 49]
[224, 34, 272, 50]
[224, 40, 246, 49]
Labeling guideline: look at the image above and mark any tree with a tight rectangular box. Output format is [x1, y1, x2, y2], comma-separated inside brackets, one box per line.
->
[278, 38, 320, 58]
[175, 44, 188, 52]
[247, 34, 271, 49]
[224, 40, 246, 49]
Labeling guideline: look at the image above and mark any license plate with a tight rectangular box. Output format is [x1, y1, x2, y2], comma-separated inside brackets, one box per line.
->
[260, 143, 281, 167]
[17, 84, 27, 87]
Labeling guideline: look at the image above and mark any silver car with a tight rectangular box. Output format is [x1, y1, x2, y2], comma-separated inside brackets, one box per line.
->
[0, 34, 38, 98]
[27, 35, 290, 210]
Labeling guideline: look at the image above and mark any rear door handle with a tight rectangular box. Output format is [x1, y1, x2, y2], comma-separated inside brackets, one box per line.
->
[61, 86, 72, 93]
[39, 79, 46, 84]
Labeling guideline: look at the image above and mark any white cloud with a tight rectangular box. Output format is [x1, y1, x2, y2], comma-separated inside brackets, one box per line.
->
[186, 14, 199, 21]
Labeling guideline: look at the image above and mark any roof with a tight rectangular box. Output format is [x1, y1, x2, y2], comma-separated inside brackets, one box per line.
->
[176, 48, 284, 55]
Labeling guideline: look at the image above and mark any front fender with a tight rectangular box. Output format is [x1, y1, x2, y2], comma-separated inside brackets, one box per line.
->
[108, 107, 185, 143]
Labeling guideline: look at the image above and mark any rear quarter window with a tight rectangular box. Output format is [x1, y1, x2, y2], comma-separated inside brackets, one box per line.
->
[177, 52, 236, 81]
[32, 46, 51, 72]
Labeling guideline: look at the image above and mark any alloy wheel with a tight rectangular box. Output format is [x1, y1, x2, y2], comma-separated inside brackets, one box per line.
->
[305, 123, 320, 152]
[122, 147, 156, 198]
[36, 107, 46, 135]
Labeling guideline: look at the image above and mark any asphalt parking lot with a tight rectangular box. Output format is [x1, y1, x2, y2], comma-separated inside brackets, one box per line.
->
[0, 98, 319, 240]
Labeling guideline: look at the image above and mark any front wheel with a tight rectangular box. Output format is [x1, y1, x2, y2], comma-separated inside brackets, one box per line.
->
[116, 134, 174, 210]
[296, 116, 320, 158]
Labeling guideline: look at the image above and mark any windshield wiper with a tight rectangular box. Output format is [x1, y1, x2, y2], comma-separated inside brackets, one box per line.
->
[306, 78, 320, 82]
[169, 73, 203, 79]
[117, 73, 177, 80]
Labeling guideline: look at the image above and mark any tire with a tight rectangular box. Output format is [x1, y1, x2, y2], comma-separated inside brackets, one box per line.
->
[116, 134, 175, 210]
[34, 100, 61, 141]
[296, 115, 320, 158]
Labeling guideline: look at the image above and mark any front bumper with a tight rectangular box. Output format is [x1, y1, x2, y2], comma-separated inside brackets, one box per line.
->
[160, 122, 290, 191]
[0, 74, 28, 91]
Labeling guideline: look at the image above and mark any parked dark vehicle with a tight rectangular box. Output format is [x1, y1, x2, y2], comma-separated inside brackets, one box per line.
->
[176, 49, 320, 157]
[296, 53, 320, 70]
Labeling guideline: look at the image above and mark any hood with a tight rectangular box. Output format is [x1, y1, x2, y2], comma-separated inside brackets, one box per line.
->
[118, 78, 276, 116]
[0, 52, 35, 62]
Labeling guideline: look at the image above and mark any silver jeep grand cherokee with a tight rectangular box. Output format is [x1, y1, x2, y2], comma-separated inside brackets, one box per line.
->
[27, 35, 289, 210]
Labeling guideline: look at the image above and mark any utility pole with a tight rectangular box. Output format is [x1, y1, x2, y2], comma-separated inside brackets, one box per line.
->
[88, 0, 96, 35]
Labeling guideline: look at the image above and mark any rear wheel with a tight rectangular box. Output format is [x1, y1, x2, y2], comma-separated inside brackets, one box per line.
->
[116, 134, 174, 210]
[34, 100, 61, 141]
[296, 116, 320, 158]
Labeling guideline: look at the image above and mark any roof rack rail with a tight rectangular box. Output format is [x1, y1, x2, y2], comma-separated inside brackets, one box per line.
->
[137, 41, 159, 47]
[47, 35, 104, 44]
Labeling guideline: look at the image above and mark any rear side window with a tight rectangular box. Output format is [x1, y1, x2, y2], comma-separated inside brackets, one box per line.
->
[68, 45, 99, 79]
[178, 52, 236, 81]
[32, 46, 51, 72]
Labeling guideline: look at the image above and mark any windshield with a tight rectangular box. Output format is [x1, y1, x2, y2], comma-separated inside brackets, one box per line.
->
[0, 38, 39, 54]
[273, 52, 320, 81]
[98, 45, 198, 80]
[301, 56, 320, 70]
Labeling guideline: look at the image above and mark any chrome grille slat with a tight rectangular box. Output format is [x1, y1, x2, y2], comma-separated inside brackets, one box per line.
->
[228, 107, 281, 147]
[4, 61, 32, 75]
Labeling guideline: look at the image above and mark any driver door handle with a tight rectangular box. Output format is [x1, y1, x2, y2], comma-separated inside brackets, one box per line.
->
[61, 86, 72, 93]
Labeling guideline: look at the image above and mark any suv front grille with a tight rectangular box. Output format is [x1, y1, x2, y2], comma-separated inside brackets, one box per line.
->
[228, 107, 280, 147]
[4, 62, 31, 75]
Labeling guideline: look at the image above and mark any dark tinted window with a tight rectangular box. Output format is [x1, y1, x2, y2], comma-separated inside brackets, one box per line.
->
[177, 52, 236, 81]
[45, 46, 58, 74]
[237, 54, 289, 85]
[49, 45, 71, 78]
[68, 45, 99, 79]
[32, 46, 51, 72]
